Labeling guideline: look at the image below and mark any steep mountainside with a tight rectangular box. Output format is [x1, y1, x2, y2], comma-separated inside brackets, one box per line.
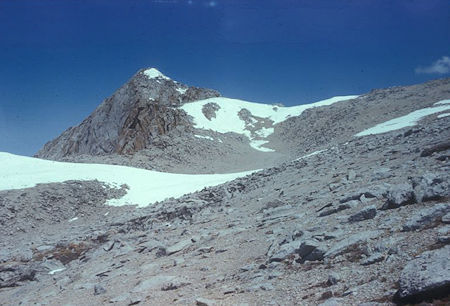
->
[36, 68, 220, 159]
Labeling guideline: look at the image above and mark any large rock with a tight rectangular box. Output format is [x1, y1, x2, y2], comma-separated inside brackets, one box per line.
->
[402, 203, 450, 232]
[381, 183, 415, 210]
[297, 239, 326, 263]
[348, 205, 377, 223]
[412, 173, 450, 203]
[393, 246, 450, 304]
[325, 230, 382, 259]
[0, 262, 38, 288]
[268, 241, 299, 262]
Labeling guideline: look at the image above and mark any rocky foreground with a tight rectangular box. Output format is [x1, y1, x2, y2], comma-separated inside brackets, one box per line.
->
[1, 108, 449, 305]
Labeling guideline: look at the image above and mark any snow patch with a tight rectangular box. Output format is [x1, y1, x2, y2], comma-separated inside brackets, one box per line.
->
[0, 153, 255, 208]
[143, 68, 170, 80]
[294, 149, 326, 161]
[434, 99, 450, 105]
[48, 268, 65, 275]
[355, 100, 450, 136]
[194, 134, 214, 141]
[176, 87, 188, 95]
[249, 140, 275, 152]
[437, 113, 450, 118]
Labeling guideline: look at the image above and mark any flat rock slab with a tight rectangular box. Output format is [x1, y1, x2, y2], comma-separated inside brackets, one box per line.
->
[324, 230, 382, 258]
[393, 245, 450, 304]
[166, 238, 193, 255]
[402, 203, 450, 232]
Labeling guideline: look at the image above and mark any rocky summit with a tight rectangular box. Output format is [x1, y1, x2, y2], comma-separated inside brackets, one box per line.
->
[1, 69, 450, 305]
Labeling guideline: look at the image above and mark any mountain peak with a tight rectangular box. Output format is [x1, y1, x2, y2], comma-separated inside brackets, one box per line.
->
[142, 68, 171, 81]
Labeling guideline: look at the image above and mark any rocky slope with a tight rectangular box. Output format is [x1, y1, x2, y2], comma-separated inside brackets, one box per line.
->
[269, 78, 450, 156]
[2, 76, 450, 305]
[1, 108, 449, 305]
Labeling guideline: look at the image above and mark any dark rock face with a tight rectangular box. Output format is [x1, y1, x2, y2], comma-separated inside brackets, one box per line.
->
[36, 68, 220, 159]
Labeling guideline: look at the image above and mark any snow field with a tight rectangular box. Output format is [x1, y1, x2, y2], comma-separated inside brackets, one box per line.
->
[0, 152, 254, 208]
[181, 95, 358, 151]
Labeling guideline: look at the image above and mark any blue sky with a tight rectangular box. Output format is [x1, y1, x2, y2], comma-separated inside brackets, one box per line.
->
[1, 0, 449, 155]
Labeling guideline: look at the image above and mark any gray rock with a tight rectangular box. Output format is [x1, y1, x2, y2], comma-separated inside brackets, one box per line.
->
[402, 203, 450, 231]
[360, 253, 384, 266]
[298, 240, 326, 263]
[161, 279, 190, 291]
[103, 240, 116, 252]
[442, 213, 450, 224]
[420, 141, 450, 157]
[132, 275, 177, 293]
[381, 183, 415, 210]
[268, 241, 299, 262]
[348, 205, 377, 223]
[0, 262, 37, 288]
[437, 225, 450, 244]
[325, 230, 382, 258]
[94, 284, 106, 295]
[340, 185, 389, 204]
[412, 173, 450, 203]
[371, 167, 392, 181]
[319, 201, 358, 217]
[166, 238, 193, 255]
[196, 297, 216, 306]
[318, 298, 342, 306]
[393, 245, 450, 304]
[326, 272, 341, 286]
[347, 170, 357, 181]
[239, 263, 257, 272]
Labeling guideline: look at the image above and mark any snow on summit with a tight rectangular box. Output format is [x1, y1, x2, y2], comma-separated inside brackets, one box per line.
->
[181, 95, 358, 151]
[143, 68, 171, 80]
[0, 152, 254, 208]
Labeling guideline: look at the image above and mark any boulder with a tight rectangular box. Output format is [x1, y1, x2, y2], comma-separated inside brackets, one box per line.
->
[360, 252, 384, 266]
[442, 213, 450, 224]
[0, 262, 38, 288]
[381, 183, 415, 210]
[325, 230, 382, 259]
[412, 173, 450, 203]
[196, 297, 216, 306]
[326, 272, 341, 286]
[268, 241, 299, 262]
[348, 205, 377, 223]
[402, 203, 450, 232]
[371, 168, 392, 181]
[166, 238, 193, 255]
[297, 240, 326, 263]
[393, 246, 450, 304]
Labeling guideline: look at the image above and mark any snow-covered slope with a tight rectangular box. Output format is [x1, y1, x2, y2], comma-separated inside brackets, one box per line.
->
[180, 95, 358, 151]
[0, 152, 254, 207]
[355, 99, 450, 136]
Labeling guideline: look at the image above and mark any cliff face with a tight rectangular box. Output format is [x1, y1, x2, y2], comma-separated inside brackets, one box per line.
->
[36, 68, 220, 159]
